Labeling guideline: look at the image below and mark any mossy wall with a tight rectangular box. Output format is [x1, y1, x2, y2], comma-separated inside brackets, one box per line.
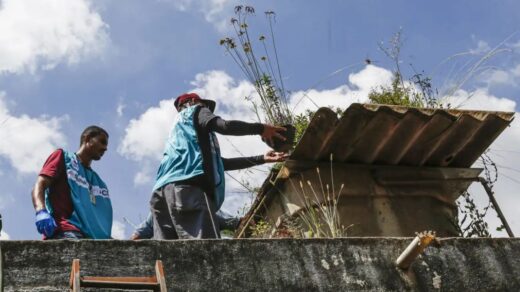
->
[1, 238, 519, 291]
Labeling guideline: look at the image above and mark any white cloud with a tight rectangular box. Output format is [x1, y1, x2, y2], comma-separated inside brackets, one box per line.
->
[111, 220, 126, 239]
[0, 93, 68, 174]
[0, 230, 10, 240]
[189, 70, 257, 119]
[160, 0, 237, 32]
[470, 40, 491, 55]
[118, 99, 176, 163]
[290, 64, 393, 113]
[0, 0, 109, 74]
[116, 100, 126, 118]
[133, 162, 156, 186]
[443, 88, 516, 111]
[485, 70, 514, 86]
[478, 64, 520, 88]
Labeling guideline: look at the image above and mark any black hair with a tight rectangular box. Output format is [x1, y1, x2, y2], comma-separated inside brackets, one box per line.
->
[80, 125, 109, 146]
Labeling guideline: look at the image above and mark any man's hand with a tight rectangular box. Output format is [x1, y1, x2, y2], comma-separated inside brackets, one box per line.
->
[264, 150, 289, 163]
[35, 209, 57, 237]
[261, 124, 286, 146]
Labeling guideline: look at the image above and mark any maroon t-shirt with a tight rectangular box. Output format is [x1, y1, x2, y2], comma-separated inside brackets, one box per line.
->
[39, 149, 80, 233]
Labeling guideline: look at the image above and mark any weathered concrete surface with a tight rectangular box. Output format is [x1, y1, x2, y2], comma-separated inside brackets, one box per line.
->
[1, 238, 519, 291]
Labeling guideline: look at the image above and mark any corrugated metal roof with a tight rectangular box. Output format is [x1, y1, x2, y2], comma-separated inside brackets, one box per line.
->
[291, 103, 515, 168]
[235, 104, 515, 237]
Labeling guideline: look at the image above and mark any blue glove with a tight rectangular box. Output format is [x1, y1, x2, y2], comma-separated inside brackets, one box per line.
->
[35, 209, 57, 237]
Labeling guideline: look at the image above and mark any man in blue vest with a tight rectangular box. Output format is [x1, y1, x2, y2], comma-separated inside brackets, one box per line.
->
[31, 126, 112, 239]
[151, 93, 287, 239]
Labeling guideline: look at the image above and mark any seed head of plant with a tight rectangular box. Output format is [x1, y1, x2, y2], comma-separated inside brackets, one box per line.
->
[234, 5, 243, 14]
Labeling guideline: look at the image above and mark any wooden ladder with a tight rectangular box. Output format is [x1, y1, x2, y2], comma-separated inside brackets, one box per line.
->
[69, 259, 167, 291]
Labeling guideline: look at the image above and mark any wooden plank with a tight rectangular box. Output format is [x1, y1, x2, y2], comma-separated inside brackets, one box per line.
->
[156, 260, 168, 292]
[80, 280, 159, 289]
[69, 259, 80, 292]
[81, 276, 157, 283]
[69, 259, 165, 291]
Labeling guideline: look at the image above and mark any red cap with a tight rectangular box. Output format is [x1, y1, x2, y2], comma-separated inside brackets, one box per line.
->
[174, 93, 216, 112]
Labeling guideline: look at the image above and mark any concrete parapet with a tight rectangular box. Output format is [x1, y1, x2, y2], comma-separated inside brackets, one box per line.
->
[1, 238, 519, 291]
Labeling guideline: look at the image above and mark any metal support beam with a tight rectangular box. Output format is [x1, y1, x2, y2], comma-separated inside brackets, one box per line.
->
[478, 177, 515, 238]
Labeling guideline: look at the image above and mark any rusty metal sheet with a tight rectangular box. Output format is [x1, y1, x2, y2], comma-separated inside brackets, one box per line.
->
[291, 107, 338, 161]
[236, 104, 514, 238]
[329, 103, 377, 161]
[293, 103, 514, 168]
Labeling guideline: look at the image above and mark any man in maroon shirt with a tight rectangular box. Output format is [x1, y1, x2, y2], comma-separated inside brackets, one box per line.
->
[31, 126, 109, 239]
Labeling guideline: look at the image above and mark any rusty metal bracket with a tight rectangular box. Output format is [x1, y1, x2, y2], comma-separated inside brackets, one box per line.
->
[478, 177, 515, 238]
[396, 231, 436, 269]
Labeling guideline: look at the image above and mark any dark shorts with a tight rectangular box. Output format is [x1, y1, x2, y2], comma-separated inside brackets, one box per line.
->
[150, 182, 220, 239]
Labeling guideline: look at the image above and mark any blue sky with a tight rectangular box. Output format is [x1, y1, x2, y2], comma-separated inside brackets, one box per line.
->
[1, 0, 520, 239]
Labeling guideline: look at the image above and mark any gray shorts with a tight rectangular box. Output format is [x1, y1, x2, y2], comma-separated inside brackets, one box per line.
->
[150, 182, 220, 239]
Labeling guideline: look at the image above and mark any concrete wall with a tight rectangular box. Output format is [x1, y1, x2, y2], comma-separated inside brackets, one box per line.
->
[1, 238, 519, 291]
[255, 164, 480, 238]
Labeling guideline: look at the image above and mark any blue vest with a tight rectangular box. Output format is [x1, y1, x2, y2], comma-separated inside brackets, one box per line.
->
[153, 105, 226, 209]
[46, 150, 113, 239]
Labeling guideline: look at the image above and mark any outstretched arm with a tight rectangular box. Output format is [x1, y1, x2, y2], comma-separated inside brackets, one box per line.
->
[222, 155, 264, 171]
[222, 151, 288, 171]
[207, 116, 264, 136]
[200, 108, 286, 142]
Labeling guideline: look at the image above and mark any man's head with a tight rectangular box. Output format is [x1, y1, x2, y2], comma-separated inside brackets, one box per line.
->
[174, 93, 216, 112]
[80, 126, 109, 161]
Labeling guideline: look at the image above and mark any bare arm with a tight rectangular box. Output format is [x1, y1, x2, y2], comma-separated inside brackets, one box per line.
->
[31, 175, 53, 212]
